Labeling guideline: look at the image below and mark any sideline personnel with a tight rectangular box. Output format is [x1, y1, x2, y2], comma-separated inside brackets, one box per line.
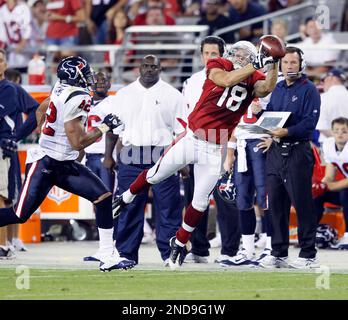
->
[258, 46, 321, 269]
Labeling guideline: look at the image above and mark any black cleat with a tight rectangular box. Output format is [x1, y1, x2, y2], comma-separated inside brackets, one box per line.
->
[112, 195, 127, 219]
[168, 236, 187, 269]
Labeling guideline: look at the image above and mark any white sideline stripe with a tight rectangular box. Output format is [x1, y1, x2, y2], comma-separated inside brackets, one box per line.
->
[15, 161, 38, 218]
[182, 222, 195, 232]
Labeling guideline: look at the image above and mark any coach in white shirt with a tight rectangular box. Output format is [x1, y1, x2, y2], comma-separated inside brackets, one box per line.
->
[316, 68, 348, 144]
[104, 55, 187, 265]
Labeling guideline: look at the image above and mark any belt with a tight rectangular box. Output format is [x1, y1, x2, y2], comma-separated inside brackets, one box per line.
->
[275, 140, 308, 147]
[86, 153, 104, 158]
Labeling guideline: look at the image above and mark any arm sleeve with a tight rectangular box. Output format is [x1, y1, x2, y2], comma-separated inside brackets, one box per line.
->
[63, 94, 90, 123]
[14, 85, 39, 141]
[287, 86, 321, 138]
[15, 111, 37, 141]
[0, 85, 17, 118]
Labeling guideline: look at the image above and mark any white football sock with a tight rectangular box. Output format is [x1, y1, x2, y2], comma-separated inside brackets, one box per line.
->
[242, 234, 255, 256]
[98, 227, 114, 254]
[266, 236, 272, 250]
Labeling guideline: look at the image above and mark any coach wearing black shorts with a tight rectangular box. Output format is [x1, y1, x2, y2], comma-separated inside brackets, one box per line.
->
[257, 46, 321, 269]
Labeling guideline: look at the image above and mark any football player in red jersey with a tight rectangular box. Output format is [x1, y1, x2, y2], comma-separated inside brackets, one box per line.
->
[113, 40, 279, 268]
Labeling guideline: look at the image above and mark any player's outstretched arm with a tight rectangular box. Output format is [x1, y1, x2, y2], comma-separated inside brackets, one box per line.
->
[253, 62, 279, 97]
[65, 114, 121, 151]
[209, 64, 256, 88]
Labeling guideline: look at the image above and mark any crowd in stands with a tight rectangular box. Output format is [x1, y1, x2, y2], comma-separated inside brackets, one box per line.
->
[0, 0, 347, 80]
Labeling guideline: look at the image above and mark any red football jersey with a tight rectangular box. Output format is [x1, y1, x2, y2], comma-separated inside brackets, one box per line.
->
[188, 57, 265, 144]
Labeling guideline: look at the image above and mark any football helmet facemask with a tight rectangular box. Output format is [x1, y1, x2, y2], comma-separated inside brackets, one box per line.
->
[215, 171, 237, 204]
[225, 41, 258, 69]
[57, 56, 95, 89]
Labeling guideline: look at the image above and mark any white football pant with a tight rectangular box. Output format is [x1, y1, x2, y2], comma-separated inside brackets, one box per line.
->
[146, 129, 223, 212]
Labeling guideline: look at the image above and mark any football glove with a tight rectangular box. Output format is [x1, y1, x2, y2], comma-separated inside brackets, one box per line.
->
[252, 48, 278, 70]
[102, 114, 122, 131]
[0, 138, 17, 159]
[312, 179, 328, 199]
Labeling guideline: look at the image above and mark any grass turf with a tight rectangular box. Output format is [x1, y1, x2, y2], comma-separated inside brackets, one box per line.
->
[1, 268, 348, 300]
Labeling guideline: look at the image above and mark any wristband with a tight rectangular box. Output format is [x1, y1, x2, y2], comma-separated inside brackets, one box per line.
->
[97, 123, 110, 134]
[65, 15, 72, 23]
[228, 141, 237, 149]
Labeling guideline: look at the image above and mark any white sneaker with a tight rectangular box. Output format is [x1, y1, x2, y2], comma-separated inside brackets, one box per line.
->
[289, 257, 320, 269]
[184, 252, 208, 263]
[220, 249, 258, 267]
[330, 234, 348, 250]
[214, 254, 232, 263]
[258, 255, 291, 268]
[11, 238, 28, 252]
[255, 233, 267, 249]
[164, 258, 170, 267]
[256, 248, 271, 261]
[99, 251, 136, 272]
[209, 233, 221, 248]
[141, 232, 155, 244]
[83, 249, 103, 262]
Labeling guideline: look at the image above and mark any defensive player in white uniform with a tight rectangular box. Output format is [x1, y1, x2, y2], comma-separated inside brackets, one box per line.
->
[312, 117, 348, 249]
[0, 56, 136, 271]
[0, 0, 32, 70]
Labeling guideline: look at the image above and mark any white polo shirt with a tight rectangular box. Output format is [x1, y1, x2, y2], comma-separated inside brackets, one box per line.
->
[316, 85, 348, 142]
[300, 33, 339, 66]
[110, 78, 187, 147]
[182, 69, 206, 115]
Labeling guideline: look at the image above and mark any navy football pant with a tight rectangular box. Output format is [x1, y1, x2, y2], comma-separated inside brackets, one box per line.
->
[0, 156, 112, 229]
[116, 158, 182, 264]
[85, 153, 115, 192]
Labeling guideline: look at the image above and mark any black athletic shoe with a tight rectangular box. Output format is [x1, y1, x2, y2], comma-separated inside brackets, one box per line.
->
[168, 236, 187, 268]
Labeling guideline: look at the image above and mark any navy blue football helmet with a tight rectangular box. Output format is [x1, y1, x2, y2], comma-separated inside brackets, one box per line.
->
[57, 56, 95, 89]
[215, 171, 237, 204]
[316, 224, 338, 249]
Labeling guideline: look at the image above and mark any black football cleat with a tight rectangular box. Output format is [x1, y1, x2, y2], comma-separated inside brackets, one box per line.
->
[112, 195, 127, 219]
[168, 236, 187, 269]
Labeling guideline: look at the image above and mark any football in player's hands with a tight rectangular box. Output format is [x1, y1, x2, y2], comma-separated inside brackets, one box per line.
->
[259, 35, 286, 59]
[102, 114, 122, 130]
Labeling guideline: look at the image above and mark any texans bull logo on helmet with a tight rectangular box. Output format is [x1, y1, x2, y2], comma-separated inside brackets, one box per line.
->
[216, 171, 237, 204]
[60, 59, 86, 80]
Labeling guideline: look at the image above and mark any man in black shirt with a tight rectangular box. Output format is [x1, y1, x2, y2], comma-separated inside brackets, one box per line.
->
[197, 0, 235, 44]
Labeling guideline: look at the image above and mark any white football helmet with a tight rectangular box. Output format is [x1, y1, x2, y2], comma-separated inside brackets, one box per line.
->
[225, 41, 258, 69]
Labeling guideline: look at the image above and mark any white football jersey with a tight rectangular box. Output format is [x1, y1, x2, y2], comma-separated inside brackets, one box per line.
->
[0, 2, 32, 68]
[84, 95, 120, 154]
[182, 69, 206, 115]
[27, 82, 91, 163]
[323, 137, 348, 178]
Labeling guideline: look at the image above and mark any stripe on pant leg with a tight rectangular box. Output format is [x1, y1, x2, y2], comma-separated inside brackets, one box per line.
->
[15, 161, 39, 219]
[147, 130, 187, 180]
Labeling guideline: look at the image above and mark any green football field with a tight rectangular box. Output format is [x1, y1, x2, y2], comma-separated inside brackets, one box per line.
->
[1, 268, 348, 300]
